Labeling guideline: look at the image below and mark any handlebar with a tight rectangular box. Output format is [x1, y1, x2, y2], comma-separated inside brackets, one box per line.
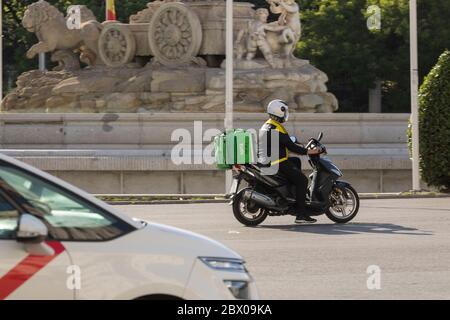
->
[305, 138, 315, 150]
[306, 138, 327, 155]
[298, 133, 326, 156]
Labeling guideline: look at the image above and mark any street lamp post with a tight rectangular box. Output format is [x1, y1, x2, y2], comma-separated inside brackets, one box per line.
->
[410, 0, 421, 191]
[225, 0, 234, 193]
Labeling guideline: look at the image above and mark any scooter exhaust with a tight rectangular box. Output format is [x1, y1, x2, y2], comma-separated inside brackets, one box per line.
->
[243, 189, 277, 209]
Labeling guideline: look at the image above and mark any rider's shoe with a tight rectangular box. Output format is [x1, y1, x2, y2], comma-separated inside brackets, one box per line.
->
[295, 214, 317, 224]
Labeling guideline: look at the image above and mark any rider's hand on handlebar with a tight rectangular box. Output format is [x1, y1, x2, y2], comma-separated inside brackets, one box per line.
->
[307, 147, 320, 155]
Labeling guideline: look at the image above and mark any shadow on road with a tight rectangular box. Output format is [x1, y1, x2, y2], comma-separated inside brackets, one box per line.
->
[257, 223, 433, 236]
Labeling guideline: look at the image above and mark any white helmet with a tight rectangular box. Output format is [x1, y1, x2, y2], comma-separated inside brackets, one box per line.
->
[267, 99, 289, 122]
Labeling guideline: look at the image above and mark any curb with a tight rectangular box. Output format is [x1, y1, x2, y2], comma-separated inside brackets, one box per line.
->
[104, 199, 228, 206]
[97, 192, 449, 205]
[359, 193, 450, 200]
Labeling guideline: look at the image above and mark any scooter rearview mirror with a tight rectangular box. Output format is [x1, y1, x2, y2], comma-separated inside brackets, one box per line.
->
[317, 132, 323, 141]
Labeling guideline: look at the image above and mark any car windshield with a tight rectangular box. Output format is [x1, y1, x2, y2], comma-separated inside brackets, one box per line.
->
[0, 167, 106, 222]
[0, 160, 134, 241]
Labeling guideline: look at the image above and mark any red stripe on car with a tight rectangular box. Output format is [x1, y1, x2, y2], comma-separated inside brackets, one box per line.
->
[0, 241, 65, 300]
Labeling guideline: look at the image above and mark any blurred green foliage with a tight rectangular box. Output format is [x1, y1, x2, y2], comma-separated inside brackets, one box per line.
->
[408, 50, 450, 190]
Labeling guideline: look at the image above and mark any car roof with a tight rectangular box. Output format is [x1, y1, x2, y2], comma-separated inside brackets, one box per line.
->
[0, 152, 142, 229]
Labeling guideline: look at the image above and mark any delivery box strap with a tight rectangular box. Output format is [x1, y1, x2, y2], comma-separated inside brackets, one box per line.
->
[270, 148, 289, 166]
[265, 119, 288, 134]
[265, 119, 289, 165]
[271, 146, 289, 165]
[271, 155, 288, 165]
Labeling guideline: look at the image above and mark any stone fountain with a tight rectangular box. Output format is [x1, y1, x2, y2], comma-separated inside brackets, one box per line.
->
[1, 0, 338, 113]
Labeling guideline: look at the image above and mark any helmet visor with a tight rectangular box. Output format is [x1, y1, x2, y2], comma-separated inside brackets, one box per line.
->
[284, 109, 289, 122]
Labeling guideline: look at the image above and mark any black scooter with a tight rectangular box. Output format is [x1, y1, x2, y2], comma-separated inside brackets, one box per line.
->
[228, 132, 360, 226]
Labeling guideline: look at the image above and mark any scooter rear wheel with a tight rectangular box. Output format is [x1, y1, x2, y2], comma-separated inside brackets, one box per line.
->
[232, 188, 268, 226]
[326, 185, 360, 223]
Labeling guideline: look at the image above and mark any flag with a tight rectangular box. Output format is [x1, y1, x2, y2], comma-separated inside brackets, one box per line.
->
[106, 0, 116, 21]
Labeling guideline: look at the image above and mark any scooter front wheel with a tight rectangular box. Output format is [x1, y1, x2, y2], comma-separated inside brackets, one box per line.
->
[232, 188, 268, 226]
[326, 185, 360, 223]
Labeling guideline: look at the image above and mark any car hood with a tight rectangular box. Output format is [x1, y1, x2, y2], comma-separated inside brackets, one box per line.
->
[140, 220, 242, 260]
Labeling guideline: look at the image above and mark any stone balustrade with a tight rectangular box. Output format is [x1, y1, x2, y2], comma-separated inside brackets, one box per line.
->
[0, 113, 414, 194]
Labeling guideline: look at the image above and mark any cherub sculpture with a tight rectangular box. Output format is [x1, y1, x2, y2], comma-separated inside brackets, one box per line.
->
[235, 0, 301, 68]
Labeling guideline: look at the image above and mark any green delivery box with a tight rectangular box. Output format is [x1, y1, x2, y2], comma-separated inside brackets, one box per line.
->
[214, 133, 231, 170]
[214, 129, 257, 169]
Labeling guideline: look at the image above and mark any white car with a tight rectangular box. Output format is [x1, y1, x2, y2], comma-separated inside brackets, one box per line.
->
[0, 153, 259, 300]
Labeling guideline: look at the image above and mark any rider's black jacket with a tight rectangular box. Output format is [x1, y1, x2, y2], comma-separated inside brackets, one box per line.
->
[258, 119, 307, 165]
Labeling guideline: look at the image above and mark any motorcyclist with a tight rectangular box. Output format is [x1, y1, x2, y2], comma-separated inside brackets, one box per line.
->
[258, 99, 320, 224]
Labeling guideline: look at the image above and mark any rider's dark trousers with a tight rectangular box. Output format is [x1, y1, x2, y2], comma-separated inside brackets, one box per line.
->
[279, 157, 308, 214]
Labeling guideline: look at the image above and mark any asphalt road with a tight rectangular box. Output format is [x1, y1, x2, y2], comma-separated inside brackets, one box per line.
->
[117, 198, 450, 299]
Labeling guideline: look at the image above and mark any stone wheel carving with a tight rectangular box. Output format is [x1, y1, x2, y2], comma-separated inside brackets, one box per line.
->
[98, 23, 136, 67]
[148, 3, 202, 66]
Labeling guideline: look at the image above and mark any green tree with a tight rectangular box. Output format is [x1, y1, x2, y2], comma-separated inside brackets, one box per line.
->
[413, 50, 450, 191]
[297, 0, 409, 112]
[2, 0, 36, 92]
[296, 0, 450, 112]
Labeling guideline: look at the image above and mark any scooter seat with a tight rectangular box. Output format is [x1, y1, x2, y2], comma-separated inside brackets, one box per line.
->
[271, 174, 289, 184]
[248, 164, 289, 187]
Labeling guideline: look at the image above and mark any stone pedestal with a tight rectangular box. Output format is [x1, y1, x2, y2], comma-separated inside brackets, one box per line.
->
[1, 61, 338, 113]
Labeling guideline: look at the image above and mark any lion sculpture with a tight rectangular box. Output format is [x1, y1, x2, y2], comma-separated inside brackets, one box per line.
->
[22, 0, 103, 67]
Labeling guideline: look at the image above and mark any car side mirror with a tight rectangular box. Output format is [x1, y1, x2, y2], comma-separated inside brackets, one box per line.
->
[17, 214, 48, 244]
